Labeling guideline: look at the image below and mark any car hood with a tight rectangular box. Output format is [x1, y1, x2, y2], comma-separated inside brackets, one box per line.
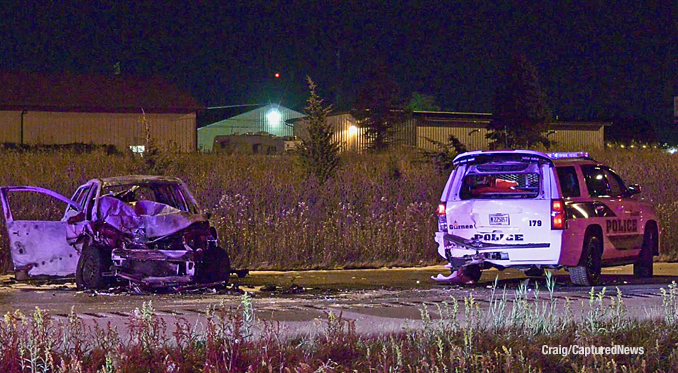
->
[98, 196, 208, 240]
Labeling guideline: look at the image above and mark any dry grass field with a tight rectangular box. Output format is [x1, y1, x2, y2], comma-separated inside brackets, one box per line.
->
[0, 147, 676, 273]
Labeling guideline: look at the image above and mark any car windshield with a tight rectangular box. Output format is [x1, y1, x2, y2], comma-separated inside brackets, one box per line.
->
[102, 182, 197, 213]
[459, 162, 541, 200]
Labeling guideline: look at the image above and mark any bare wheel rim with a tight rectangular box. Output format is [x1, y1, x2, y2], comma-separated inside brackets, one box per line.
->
[82, 252, 98, 286]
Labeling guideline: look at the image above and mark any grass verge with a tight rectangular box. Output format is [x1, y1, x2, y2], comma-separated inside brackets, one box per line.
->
[0, 278, 677, 372]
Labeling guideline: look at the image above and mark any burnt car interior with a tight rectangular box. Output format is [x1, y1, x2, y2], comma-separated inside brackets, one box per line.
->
[104, 183, 197, 214]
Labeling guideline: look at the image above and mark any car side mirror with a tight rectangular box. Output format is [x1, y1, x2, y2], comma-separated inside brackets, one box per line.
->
[627, 184, 641, 195]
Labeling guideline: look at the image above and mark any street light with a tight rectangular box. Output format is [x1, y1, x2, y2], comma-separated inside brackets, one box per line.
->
[266, 109, 281, 126]
[349, 125, 358, 151]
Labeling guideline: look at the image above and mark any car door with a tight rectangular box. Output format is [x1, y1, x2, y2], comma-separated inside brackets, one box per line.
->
[64, 182, 97, 245]
[0, 186, 82, 278]
[580, 165, 642, 259]
[602, 167, 643, 255]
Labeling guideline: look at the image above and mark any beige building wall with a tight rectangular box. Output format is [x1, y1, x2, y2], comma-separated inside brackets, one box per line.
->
[295, 113, 367, 152]
[418, 124, 605, 151]
[0, 111, 22, 143]
[0, 110, 196, 151]
[301, 113, 606, 152]
[417, 126, 491, 151]
[547, 126, 605, 150]
[328, 114, 365, 152]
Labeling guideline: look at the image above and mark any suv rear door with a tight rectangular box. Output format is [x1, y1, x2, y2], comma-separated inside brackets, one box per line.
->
[0, 186, 81, 278]
[445, 152, 557, 249]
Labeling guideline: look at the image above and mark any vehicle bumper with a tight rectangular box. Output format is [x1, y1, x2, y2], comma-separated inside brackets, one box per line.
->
[111, 247, 197, 285]
[435, 231, 562, 267]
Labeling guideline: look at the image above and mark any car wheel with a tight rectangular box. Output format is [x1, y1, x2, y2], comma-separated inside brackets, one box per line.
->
[197, 247, 231, 284]
[76, 245, 111, 290]
[569, 233, 602, 286]
[462, 264, 482, 283]
[634, 224, 657, 278]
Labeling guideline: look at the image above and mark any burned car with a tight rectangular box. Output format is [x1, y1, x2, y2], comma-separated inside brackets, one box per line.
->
[1, 176, 231, 289]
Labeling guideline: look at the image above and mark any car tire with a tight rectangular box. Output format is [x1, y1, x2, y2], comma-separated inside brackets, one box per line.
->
[76, 245, 111, 290]
[569, 233, 602, 286]
[462, 264, 482, 283]
[197, 247, 231, 284]
[634, 224, 657, 278]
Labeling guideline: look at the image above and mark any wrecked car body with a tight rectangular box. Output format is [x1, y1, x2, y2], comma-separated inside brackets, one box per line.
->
[1, 176, 231, 289]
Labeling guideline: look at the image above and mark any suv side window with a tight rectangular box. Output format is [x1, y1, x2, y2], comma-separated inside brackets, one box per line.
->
[603, 168, 628, 197]
[581, 165, 609, 197]
[556, 166, 580, 198]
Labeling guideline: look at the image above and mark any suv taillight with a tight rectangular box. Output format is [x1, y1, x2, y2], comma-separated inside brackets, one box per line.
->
[551, 199, 566, 230]
[437, 203, 447, 231]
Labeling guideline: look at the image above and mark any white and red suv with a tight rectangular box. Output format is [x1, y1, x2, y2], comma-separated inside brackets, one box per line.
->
[433, 150, 659, 286]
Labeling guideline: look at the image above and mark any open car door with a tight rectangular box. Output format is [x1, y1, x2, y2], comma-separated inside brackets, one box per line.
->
[0, 186, 82, 279]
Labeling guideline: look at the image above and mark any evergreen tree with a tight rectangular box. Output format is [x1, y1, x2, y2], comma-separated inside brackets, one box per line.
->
[407, 92, 441, 111]
[352, 63, 409, 152]
[487, 53, 552, 149]
[297, 77, 341, 184]
[420, 134, 468, 174]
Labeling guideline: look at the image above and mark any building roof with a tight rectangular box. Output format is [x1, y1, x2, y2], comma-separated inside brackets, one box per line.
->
[197, 104, 267, 128]
[0, 70, 203, 114]
[198, 103, 305, 129]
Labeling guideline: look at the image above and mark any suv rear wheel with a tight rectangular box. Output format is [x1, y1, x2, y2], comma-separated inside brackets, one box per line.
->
[76, 245, 111, 290]
[569, 233, 602, 286]
[634, 224, 657, 278]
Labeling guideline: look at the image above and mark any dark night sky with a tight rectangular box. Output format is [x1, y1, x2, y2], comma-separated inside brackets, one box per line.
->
[1, 1, 676, 137]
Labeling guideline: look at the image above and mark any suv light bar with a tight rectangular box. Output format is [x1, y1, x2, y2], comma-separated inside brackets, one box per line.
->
[546, 152, 589, 159]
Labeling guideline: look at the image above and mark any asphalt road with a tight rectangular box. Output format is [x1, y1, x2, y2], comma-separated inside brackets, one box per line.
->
[1, 263, 677, 339]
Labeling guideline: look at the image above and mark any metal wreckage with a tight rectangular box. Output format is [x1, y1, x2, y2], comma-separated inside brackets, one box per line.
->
[0, 176, 242, 290]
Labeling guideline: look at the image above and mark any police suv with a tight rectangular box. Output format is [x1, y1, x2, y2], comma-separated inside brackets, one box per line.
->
[433, 150, 659, 286]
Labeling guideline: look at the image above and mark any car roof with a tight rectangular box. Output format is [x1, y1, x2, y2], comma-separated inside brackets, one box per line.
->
[453, 149, 553, 166]
[96, 175, 185, 187]
[552, 157, 599, 167]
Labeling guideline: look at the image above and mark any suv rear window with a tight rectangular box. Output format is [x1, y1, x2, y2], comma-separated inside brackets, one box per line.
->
[459, 170, 540, 200]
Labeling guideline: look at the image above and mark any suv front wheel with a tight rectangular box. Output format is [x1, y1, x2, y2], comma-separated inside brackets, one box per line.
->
[569, 233, 602, 286]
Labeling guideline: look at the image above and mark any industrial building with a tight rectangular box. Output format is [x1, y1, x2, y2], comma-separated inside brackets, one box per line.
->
[299, 111, 608, 152]
[197, 104, 304, 151]
[0, 70, 202, 152]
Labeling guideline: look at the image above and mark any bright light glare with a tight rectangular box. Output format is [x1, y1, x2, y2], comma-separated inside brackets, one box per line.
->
[130, 145, 145, 154]
[266, 109, 281, 125]
[349, 125, 358, 135]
